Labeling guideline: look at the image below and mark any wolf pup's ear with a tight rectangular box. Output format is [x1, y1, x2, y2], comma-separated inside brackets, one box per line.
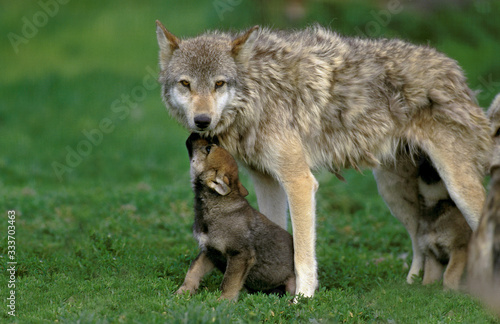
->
[231, 25, 259, 66]
[186, 133, 201, 160]
[156, 20, 180, 69]
[209, 173, 231, 196]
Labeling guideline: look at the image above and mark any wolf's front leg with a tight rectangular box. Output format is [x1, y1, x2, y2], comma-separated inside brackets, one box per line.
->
[278, 149, 319, 298]
[248, 168, 288, 230]
[176, 251, 215, 295]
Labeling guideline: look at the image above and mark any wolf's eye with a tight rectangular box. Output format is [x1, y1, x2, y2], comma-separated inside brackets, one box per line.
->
[214, 80, 225, 89]
[180, 80, 190, 88]
[205, 145, 212, 154]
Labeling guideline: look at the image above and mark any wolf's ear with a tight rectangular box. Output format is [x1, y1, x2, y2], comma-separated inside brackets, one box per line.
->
[238, 181, 249, 197]
[156, 20, 180, 68]
[231, 25, 259, 66]
[208, 174, 231, 196]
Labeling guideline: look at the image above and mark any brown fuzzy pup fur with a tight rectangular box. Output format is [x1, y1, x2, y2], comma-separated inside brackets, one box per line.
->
[416, 155, 471, 290]
[176, 133, 295, 301]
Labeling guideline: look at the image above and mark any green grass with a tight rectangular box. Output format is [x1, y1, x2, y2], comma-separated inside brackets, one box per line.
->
[1, 0, 500, 322]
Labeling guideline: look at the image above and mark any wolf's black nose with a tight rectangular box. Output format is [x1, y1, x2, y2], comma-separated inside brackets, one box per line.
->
[194, 114, 211, 130]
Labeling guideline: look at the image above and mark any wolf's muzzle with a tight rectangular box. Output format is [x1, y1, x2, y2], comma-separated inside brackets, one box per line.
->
[194, 114, 212, 130]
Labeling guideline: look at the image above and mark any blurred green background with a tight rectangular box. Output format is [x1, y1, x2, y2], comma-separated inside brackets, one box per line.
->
[1, 0, 499, 189]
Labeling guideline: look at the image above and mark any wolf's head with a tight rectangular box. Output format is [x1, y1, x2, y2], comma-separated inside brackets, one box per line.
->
[186, 133, 248, 197]
[156, 21, 259, 134]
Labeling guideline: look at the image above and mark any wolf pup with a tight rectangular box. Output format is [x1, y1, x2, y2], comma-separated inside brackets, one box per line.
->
[416, 156, 471, 290]
[156, 22, 492, 296]
[176, 133, 295, 301]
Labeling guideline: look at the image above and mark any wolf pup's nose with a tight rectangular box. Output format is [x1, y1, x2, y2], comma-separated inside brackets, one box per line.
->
[194, 114, 212, 130]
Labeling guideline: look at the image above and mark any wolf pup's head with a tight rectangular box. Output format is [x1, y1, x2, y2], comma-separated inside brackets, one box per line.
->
[186, 133, 248, 197]
[156, 21, 259, 135]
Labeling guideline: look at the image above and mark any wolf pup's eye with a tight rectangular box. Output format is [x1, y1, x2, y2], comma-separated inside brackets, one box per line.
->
[180, 80, 190, 88]
[205, 145, 212, 154]
[214, 80, 225, 89]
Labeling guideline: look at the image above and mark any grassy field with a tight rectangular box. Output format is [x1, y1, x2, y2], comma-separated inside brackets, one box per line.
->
[1, 0, 500, 322]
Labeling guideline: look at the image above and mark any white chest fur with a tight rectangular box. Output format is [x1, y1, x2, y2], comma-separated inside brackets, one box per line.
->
[194, 230, 226, 253]
[194, 231, 210, 248]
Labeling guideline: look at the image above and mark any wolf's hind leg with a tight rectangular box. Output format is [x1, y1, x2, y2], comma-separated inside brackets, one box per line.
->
[373, 158, 423, 283]
[423, 140, 486, 231]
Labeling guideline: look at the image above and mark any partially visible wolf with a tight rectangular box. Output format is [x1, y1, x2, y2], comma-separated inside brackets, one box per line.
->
[156, 21, 492, 297]
[177, 133, 295, 301]
[468, 94, 500, 313]
[416, 155, 471, 290]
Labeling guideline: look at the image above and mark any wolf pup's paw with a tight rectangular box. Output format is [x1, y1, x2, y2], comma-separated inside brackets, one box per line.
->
[176, 285, 195, 296]
[218, 292, 239, 302]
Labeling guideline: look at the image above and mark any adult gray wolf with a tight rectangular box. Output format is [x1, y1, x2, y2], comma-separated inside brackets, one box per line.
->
[415, 155, 471, 290]
[177, 133, 295, 301]
[156, 21, 492, 297]
[468, 94, 500, 314]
